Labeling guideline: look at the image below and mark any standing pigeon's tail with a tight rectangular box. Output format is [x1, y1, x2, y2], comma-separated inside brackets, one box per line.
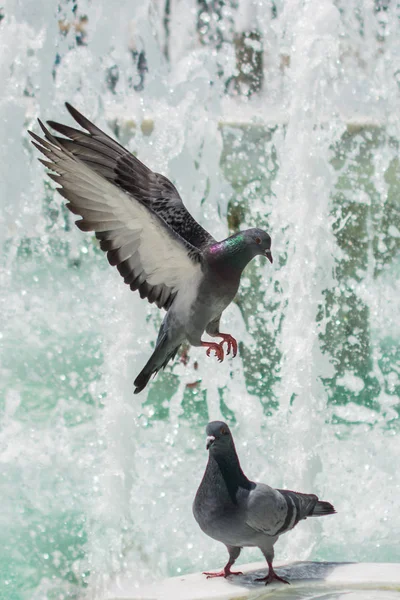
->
[310, 500, 336, 516]
[134, 336, 181, 394]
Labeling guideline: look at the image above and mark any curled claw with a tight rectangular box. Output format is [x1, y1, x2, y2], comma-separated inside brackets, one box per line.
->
[218, 334, 238, 358]
[201, 341, 224, 362]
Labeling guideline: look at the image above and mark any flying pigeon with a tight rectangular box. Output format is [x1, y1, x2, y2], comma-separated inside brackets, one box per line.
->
[29, 104, 273, 393]
[193, 421, 336, 585]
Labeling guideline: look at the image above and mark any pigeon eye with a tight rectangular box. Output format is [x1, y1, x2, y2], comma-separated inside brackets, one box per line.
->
[220, 427, 228, 435]
[255, 237, 261, 244]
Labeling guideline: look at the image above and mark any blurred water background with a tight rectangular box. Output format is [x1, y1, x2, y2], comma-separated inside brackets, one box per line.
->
[1, 0, 399, 598]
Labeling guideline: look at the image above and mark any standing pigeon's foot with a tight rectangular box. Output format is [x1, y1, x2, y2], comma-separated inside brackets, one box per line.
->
[256, 564, 289, 585]
[217, 333, 238, 357]
[201, 341, 224, 362]
[203, 568, 243, 579]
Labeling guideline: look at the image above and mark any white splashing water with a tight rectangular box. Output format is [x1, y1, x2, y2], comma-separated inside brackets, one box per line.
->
[1, 0, 400, 598]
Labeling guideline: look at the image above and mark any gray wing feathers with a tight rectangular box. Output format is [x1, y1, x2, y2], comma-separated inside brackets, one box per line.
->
[245, 484, 289, 536]
[29, 119, 202, 310]
[245, 484, 320, 537]
[276, 490, 318, 533]
[47, 103, 214, 250]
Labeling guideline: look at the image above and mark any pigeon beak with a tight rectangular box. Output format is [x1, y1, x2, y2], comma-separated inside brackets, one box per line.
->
[206, 435, 215, 450]
[265, 250, 273, 264]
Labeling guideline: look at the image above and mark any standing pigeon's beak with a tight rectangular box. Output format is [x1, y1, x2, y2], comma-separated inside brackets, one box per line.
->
[206, 435, 215, 450]
[265, 250, 273, 264]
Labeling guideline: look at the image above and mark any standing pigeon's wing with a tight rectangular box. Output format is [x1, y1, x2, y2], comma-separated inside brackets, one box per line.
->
[244, 483, 290, 536]
[246, 484, 322, 537]
[29, 123, 204, 310]
[44, 103, 215, 251]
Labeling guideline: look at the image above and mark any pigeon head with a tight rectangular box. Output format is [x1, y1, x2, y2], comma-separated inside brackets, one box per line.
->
[207, 228, 273, 275]
[242, 228, 273, 263]
[205, 421, 233, 451]
[204, 421, 250, 491]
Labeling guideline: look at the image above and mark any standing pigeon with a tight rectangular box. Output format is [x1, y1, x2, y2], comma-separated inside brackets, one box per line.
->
[29, 104, 273, 393]
[193, 421, 336, 585]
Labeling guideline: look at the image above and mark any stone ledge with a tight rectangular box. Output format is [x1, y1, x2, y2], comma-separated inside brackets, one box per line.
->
[107, 561, 400, 600]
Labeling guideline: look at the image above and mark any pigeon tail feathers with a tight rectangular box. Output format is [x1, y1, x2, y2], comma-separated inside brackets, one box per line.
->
[310, 500, 336, 516]
[134, 340, 181, 394]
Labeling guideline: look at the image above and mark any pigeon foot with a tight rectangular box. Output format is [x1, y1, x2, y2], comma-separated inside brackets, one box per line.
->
[203, 568, 243, 579]
[256, 568, 289, 585]
[217, 333, 238, 357]
[201, 341, 224, 362]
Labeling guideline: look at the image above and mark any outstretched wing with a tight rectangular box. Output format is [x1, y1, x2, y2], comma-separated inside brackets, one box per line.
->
[29, 122, 204, 310]
[46, 103, 215, 250]
[245, 484, 319, 537]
